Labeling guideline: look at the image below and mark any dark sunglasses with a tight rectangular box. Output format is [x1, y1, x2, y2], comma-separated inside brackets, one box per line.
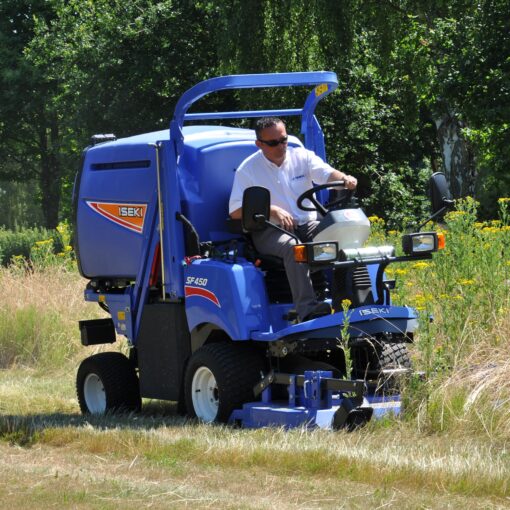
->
[257, 136, 288, 147]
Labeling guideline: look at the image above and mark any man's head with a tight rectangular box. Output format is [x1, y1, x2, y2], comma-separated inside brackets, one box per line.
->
[255, 117, 288, 166]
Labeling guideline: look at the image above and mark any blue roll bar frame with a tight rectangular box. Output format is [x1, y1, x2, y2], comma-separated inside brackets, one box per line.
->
[169, 71, 339, 159]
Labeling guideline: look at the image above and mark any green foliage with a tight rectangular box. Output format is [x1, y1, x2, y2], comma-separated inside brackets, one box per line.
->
[0, 226, 52, 265]
[0, 0, 65, 228]
[0, 180, 45, 229]
[28, 0, 220, 137]
[0, 222, 73, 267]
[382, 194, 510, 435]
[0, 0, 508, 229]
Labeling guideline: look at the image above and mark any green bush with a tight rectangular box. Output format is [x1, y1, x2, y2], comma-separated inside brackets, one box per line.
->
[0, 227, 53, 266]
[0, 224, 72, 267]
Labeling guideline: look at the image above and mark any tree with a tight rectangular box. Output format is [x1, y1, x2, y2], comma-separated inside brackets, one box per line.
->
[0, 0, 63, 228]
[28, 0, 221, 138]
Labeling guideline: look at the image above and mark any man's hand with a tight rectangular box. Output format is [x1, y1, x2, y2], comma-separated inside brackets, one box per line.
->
[270, 205, 295, 231]
[328, 170, 357, 190]
[343, 175, 357, 190]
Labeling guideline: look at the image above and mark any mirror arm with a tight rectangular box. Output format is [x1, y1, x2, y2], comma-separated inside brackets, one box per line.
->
[415, 199, 454, 231]
[248, 214, 299, 241]
[263, 218, 300, 242]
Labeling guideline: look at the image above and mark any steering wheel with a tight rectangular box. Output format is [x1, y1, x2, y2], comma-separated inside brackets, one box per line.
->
[297, 181, 352, 215]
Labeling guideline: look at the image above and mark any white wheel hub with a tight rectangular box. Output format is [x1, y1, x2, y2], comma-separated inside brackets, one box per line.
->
[191, 366, 219, 422]
[83, 373, 106, 413]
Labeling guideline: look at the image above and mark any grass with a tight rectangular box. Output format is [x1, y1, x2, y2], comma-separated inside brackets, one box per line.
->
[0, 199, 509, 507]
[0, 261, 104, 368]
[0, 368, 508, 508]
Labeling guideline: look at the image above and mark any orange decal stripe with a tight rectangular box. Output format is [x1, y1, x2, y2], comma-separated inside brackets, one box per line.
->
[87, 201, 147, 234]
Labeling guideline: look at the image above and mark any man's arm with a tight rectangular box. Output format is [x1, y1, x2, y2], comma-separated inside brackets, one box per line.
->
[327, 169, 357, 190]
[230, 207, 242, 220]
[230, 205, 295, 230]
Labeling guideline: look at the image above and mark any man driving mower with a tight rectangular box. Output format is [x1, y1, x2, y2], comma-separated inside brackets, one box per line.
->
[229, 117, 358, 322]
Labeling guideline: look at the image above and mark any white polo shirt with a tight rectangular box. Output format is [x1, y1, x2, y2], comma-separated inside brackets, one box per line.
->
[229, 146, 335, 224]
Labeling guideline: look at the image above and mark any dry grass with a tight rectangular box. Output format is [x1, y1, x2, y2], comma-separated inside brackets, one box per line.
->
[1, 369, 509, 508]
[0, 263, 106, 368]
[0, 224, 509, 507]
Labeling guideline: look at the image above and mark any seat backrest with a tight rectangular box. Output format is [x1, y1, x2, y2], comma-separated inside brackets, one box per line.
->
[179, 141, 258, 242]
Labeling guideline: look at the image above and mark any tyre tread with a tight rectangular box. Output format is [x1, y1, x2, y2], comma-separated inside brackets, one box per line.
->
[77, 352, 141, 414]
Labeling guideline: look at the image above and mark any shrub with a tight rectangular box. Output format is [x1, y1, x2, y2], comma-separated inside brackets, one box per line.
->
[0, 227, 53, 265]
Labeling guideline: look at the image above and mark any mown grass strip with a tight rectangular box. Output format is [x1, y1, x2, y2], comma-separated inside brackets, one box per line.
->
[2, 417, 506, 501]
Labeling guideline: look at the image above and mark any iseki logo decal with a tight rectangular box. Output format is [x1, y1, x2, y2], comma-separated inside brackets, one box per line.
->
[87, 201, 147, 233]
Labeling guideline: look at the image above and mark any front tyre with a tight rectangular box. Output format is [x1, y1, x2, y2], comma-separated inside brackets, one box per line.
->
[351, 340, 412, 379]
[76, 352, 141, 414]
[184, 343, 263, 423]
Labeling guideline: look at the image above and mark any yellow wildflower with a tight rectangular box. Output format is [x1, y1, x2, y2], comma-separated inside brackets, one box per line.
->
[367, 215, 385, 226]
[412, 262, 430, 270]
[341, 299, 352, 310]
[447, 211, 466, 218]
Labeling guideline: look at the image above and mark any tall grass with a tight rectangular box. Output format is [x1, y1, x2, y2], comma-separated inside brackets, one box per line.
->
[0, 202, 509, 441]
[0, 261, 102, 369]
[382, 196, 510, 440]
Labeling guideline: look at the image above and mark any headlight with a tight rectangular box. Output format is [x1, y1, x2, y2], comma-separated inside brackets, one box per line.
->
[294, 242, 338, 263]
[402, 232, 445, 255]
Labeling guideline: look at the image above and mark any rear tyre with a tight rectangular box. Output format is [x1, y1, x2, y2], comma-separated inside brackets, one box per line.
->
[184, 343, 263, 423]
[76, 352, 141, 414]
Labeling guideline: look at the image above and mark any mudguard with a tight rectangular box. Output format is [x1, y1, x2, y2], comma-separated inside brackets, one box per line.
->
[184, 259, 271, 340]
[251, 304, 419, 342]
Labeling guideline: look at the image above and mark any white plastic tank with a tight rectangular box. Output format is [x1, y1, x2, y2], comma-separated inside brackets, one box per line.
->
[312, 209, 371, 249]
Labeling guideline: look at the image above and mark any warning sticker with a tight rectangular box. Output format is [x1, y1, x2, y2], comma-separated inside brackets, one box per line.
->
[315, 83, 328, 97]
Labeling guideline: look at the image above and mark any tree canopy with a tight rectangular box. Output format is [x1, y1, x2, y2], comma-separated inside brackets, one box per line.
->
[0, 0, 508, 228]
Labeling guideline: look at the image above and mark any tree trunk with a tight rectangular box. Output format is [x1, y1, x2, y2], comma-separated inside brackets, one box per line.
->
[38, 114, 61, 229]
[435, 110, 476, 198]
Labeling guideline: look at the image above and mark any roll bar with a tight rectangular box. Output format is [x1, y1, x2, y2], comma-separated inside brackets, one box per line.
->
[169, 71, 339, 157]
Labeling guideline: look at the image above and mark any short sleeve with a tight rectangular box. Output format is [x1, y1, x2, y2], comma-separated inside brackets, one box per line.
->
[307, 149, 335, 184]
[229, 168, 254, 214]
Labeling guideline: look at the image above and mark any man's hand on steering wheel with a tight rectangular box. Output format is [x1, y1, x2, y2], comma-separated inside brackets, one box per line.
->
[343, 175, 357, 190]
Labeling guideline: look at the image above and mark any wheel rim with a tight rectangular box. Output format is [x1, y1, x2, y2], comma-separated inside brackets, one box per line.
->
[191, 366, 219, 422]
[83, 373, 106, 413]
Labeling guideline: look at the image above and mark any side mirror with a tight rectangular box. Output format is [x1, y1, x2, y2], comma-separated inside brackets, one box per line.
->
[429, 172, 454, 217]
[242, 186, 270, 232]
[415, 172, 455, 231]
